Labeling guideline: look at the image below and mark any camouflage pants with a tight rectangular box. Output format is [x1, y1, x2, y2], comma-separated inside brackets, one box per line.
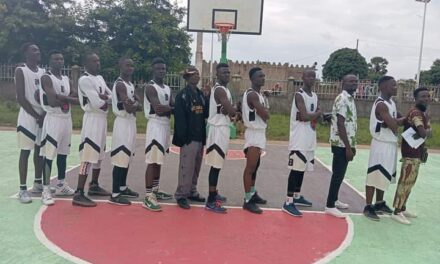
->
[393, 158, 421, 210]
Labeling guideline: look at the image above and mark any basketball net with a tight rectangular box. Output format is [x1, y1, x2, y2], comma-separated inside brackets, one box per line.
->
[214, 22, 234, 41]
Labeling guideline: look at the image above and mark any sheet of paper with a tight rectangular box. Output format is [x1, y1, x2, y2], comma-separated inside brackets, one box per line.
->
[402, 127, 425, 149]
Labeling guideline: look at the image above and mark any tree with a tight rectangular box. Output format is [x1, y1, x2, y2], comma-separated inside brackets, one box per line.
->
[322, 48, 368, 80]
[368, 56, 388, 81]
[420, 59, 440, 85]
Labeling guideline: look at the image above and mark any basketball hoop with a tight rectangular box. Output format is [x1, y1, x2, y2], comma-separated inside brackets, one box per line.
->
[214, 22, 235, 41]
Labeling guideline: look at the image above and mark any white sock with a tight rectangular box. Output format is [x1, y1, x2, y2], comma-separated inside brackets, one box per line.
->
[293, 193, 301, 199]
[286, 196, 293, 205]
[120, 186, 127, 191]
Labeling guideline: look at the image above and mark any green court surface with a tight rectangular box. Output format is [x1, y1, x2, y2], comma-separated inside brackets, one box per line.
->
[0, 130, 439, 263]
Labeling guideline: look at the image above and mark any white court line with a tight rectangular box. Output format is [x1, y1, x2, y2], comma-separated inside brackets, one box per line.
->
[315, 157, 366, 199]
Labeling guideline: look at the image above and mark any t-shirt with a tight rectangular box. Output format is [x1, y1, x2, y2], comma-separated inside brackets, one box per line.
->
[330, 90, 357, 148]
[401, 107, 429, 159]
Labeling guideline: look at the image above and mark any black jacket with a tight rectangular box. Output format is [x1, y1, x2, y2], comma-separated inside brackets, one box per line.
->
[172, 85, 209, 147]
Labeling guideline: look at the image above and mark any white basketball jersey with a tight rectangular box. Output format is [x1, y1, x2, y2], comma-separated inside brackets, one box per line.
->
[112, 77, 136, 118]
[144, 80, 171, 124]
[242, 88, 267, 130]
[208, 83, 232, 127]
[289, 88, 318, 151]
[369, 96, 398, 143]
[40, 71, 71, 116]
[16, 65, 45, 114]
[78, 72, 110, 114]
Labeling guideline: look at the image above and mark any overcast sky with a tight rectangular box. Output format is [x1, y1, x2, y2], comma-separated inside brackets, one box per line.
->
[177, 0, 440, 80]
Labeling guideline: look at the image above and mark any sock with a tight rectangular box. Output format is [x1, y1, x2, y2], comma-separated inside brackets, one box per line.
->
[57, 154, 67, 181]
[152, 179, 159, 192]
[112, 166, 123, 194]
[20, 184, 27, 191]
[250, 186, 256, 196]
[146, 187, 153, 196]
[208, 190, 218, 203]
[293, 193, 301, 199]
[120, 186, 127, 191]
[57, 179, 65, 186]
[34, 179, 42, 184]
[76, 188, 84, 193]
[120, 167, 128, 189]
[245, 192, 252, 202]
[286, 196, 293, 205]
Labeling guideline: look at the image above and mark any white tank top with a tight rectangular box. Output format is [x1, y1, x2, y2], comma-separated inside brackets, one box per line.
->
[289, 88, 318, 150]
[40, 71, 71, 116]
[242, 88, 267, 130]
[144, 80, 171, 124]
[208, 83, 232, 126]
[16, 65, 45, 114]
[369, 96, 398, 143]
[112, 77, 136, 119]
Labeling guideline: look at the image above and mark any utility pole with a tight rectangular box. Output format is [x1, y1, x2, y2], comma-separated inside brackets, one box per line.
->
[415, 0, 431, 87]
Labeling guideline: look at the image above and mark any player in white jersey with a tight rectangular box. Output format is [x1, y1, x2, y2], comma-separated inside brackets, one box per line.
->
[204, 63, 236, 213]
[39, 51, 80, 205]
[72, 52, 112, 207]
[282, 70, 322, 217]
[108, 57, 142, 206]
[241, 67, 269, 214]
[15, 43, 46, 203]
[364, 76, 405, 221]
[143, 58, 173, 211]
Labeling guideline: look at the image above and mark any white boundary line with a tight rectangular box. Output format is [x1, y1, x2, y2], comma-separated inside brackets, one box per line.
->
[34, 206, 91, 264]
[315, 157, 366, 199]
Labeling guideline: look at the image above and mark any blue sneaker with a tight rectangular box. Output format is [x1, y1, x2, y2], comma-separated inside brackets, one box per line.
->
[215, 193, 227, 202]
[205, 200, 227, 214]
[282, 203, 302, 217]
[293, 195, 312, 207]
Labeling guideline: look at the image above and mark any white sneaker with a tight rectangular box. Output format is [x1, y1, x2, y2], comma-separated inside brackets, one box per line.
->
[42, 188, 55, 206]
[402, 210, 417, 218]
[325, 207, 346, 218]
[18, 190, 32, 204]
[335, 200, 349, 209]
[55, 182, 75, 196]
[391, 213, 411, 225]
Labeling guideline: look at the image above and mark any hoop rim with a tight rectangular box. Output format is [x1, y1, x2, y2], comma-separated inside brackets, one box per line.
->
[214, 22, 235, 33]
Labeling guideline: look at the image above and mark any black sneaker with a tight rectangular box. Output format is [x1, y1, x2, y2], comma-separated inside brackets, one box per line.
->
[177, 198, 190, 209]
[109, 194, 131, 206]
[374, 201, 393, 215]
[363, 205, 380, 221]
[72, 191, 97, 207]
[243, 200, 263, 214]
[120, 187, 139, 198]
[250, 192, 267, 205]
[188, 194, 206, 203]
[88, 183, 111, 196]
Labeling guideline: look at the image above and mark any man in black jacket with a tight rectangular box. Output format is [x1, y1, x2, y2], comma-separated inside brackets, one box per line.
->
[173, 66, 208, 209]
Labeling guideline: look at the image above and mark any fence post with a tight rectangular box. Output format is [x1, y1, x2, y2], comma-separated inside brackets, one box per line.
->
[230, 74, 242, 103]
[71, 65, 81, 94]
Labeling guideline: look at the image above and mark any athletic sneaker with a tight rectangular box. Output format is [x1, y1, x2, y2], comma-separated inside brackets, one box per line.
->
[250, 192, 267, 204]
[216, 193, 227, 202]
[88, 183, 111, 196]
[374, 201, 393, 215]
[18, 190, 32, 204]
[55, 182, 75, 196]
[325, 207, 346, 218]
[282, 203, 302, 217]
[143, 193, 161, 211]
[205, 200, 227, 214]
[188, 193, 206, 203]
[120, 187, 139, 198]
[391, 213, 411, 225]
[31, 182, 56, 194]
[154, 190, 172, 200]
[42, 188, 55, 206]
[72, 191, 97, 207]
[243, 200, 263, 214]
[293, 195, 313, 207]
[363, 205, 380, 221]
[335, 200, 349, 209]
[402, 210, 417, 218]
[177, 198, 190, 209]
[109, 194, 131, 206]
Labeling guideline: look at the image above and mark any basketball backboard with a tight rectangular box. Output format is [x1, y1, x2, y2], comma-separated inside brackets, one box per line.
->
[187, 0, 264, 35]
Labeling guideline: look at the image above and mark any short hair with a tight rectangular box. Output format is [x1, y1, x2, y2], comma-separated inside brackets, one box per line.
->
[20, 42, 36, 54]
[82, 51, 97, 64]
[414, 87, 429, 98]
[216, 63, 229, 70]
[151, 57, 165, 66]
[249, 67, 262, 79]
[378, 75, 394, 87]
[48, 50, 63, 58]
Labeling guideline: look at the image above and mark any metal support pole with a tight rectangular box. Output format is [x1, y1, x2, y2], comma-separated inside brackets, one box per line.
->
[416, 0, 430, 87]
[220, 33, 228, 63]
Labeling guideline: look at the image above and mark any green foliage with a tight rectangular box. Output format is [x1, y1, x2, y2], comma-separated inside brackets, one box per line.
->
[420, 59, 440, 85]
[322, 48, 368, 80]
[368, 56, 389, 81]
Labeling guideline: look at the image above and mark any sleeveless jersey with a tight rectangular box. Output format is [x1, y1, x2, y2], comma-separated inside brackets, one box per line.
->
[16, 65, 45, 114]
[207, 83, 232, 126]
[112, 77, 136, 119]
[242, 88, 267, 130]
[289, 88, 318, 150]
[369, 96, 398, 143]
[40, 71, 71, 116]
[144, 80, 171, 124]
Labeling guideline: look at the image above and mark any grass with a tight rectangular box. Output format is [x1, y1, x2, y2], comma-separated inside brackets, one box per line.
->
[2, 99, 440, 148]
